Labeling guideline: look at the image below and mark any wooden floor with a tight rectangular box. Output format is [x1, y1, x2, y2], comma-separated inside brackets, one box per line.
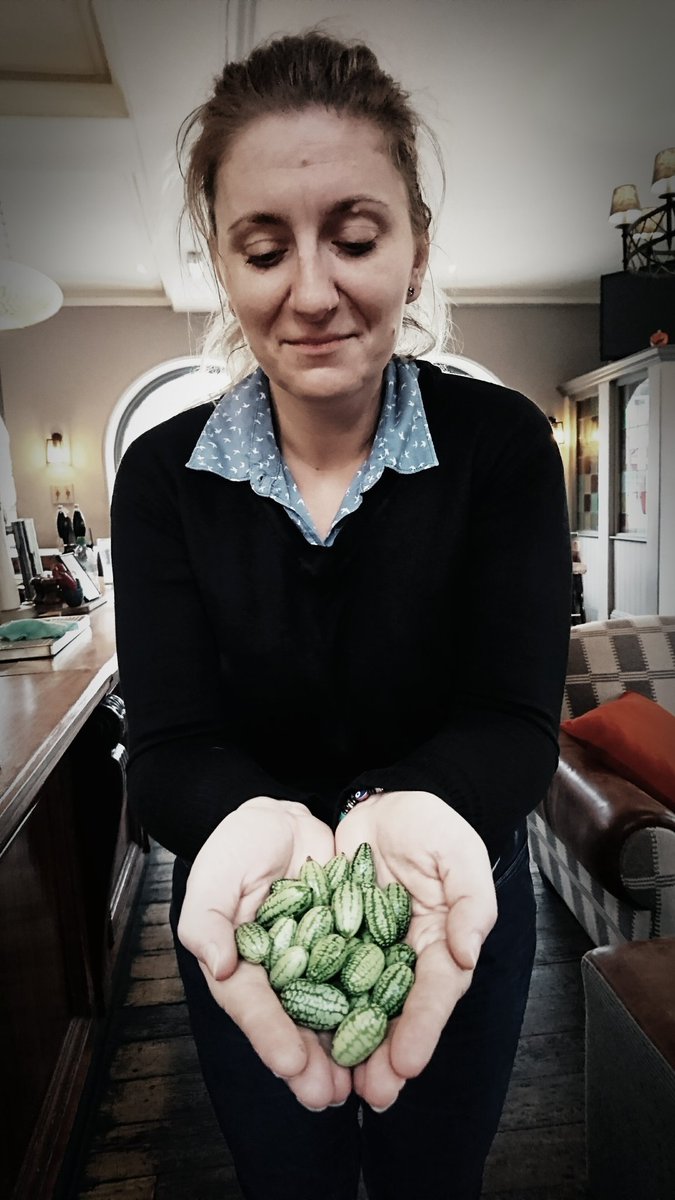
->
[66, 842, 593, 1200]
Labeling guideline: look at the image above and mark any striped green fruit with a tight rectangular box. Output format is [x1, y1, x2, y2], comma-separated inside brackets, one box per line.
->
[385, 942, 417, 970]
[332, 879, 364, 938]
[234, 921, 270, 964]
[270, 878, 299, 892]
[350, 842, 377, 888]
[300, 858, 331, 907]
[363, 886, 397, 947]
[268, 944, 309, 990]
[306, 933, 350, 982]
[280, 979, 350, 1030]
[340, 941, 386, 995]
[255, 883, 313, 927]
[294, 905, 334, 952]
[385, 882, 412, 939]
[371, 963, 415, 1017]
[348, 990, 372, 1012]
[324, 853, 350, 893]
[266, 915, 298, 967]
[331, 1005, 388, 1066]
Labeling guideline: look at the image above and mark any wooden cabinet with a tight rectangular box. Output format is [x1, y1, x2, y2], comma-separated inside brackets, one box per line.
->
[559, 346, 675, 620]
[0, 597, 146, 1199]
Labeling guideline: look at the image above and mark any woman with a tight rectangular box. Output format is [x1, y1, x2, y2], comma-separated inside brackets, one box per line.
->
[112, 31, 571, 1200]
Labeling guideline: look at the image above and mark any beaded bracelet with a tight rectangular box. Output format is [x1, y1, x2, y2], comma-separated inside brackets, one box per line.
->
[338, 787, 384, 822]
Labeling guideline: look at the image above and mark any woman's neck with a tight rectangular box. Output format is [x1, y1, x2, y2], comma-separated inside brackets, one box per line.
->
[270, 384, 382, 474]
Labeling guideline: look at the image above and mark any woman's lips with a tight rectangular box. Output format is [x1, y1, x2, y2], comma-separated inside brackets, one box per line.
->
[285, 334, 355, 354]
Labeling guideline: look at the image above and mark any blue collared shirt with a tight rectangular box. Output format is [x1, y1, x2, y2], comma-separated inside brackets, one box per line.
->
[186, 356, 438, 546]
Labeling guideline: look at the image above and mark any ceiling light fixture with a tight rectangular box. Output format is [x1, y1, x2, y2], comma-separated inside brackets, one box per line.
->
[609, 148, 675, 274]
[0, 198, 63, 330]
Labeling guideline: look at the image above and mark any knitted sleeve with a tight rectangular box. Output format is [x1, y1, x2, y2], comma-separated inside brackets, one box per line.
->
[111, 422, 315, 862]
[337, 387, 572, 863]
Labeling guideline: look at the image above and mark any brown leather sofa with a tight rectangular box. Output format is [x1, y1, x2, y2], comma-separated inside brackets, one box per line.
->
[582, 938, 675, 1199]
[528, 615, 675, 945]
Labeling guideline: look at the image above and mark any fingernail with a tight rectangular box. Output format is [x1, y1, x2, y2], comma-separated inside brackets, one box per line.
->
[369, 1104, 392, 1114]
[304, 1105, 328, 1113]
[202, 941, 220, 976]
[466, 932, 482, 968]
[329, 1098, 348, 1107]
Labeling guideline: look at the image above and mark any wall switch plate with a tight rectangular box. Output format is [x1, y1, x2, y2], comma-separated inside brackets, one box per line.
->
[51, 483, 75, 505]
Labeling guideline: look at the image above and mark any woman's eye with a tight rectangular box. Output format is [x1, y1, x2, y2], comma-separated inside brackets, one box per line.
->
[338, 239, 377, 257]
[245, 249, 284, 268]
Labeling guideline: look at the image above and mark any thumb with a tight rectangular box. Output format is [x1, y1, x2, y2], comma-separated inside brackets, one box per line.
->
[177, 907, 238, 981]
[445, 897, 486, 972]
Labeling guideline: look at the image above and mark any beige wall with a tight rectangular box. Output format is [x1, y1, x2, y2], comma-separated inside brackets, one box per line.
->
[0, 302, 598, 546]
[449, 303, 600, 418]
[0, 307, 206, 547]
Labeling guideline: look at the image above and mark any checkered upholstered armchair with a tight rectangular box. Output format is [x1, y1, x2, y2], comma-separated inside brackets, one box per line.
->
[528, 615, 675, 945]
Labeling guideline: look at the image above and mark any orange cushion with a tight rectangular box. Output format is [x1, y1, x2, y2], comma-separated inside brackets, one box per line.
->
[561, 691, 675, 812]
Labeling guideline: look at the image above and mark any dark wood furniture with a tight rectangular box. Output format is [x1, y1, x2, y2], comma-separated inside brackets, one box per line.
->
[0, 593, 147, 1200]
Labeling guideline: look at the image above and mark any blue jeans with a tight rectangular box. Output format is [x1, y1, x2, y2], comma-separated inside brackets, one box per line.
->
[170, 827, 535, 1200]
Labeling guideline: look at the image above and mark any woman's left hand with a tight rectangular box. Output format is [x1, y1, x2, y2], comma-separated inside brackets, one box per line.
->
[335, 790, 498, 1112]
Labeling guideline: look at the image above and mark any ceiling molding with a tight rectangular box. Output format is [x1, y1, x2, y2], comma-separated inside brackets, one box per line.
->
[63, 288, 169, 306]
[0, 79, 127, 118]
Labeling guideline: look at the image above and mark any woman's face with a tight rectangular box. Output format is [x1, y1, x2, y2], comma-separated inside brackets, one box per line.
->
[211, 108, 428, 412]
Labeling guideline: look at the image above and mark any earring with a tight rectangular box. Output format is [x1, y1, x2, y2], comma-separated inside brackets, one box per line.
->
[407, 286, 415, 298]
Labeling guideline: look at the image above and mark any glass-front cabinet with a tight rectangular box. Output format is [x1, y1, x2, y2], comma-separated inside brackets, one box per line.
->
[560, 346, 675, 620]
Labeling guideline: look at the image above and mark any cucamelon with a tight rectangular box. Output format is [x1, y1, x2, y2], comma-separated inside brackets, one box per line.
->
[350, 842, 377, 888]
[340, 942, 386, 995]
[268, 944, 309, 990]
[363, 886, 397, 947]
[255, 882, 313, 926]
[233, 842, 417, 1066]
[266, 915, 297, 966]
[349, 991, 372, 1012]
[331, 1005, 388, 1066]
[306, 933, 351, 982]
[234, 921, 270, 964]
[280, 979, 350, 1030]
[294, 905, 333, 951]
[385, 942, 417, 970]
[332, 879, 364, 937]
[300, 857, 331, 906]
[371, 963, 414, 1017]
[385, 882, 412, 939]
[324, 853, 350, 893]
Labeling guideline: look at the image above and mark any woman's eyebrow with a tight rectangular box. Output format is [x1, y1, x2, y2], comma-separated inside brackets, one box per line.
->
[228, 196, 390, 235]
[228, 211, 284, 235]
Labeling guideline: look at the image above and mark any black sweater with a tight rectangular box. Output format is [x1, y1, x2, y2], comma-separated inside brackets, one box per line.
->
[111, 361, 571, 864]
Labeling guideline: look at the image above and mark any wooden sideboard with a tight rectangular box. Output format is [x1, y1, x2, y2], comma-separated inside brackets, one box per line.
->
[0, 593, 147, 1200]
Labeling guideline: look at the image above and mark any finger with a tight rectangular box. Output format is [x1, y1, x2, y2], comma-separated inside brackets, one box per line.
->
[284, 1028, 344, 1111]
[213, 962, 308, 1079]
[389, 940, 472, 1079]
[444, 888, 497, 972]
[177, 906, 238, 981]
[353, 1022, 407, 1111]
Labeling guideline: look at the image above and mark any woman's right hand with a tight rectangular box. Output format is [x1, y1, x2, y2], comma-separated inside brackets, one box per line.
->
[176, 797, 350, 1111]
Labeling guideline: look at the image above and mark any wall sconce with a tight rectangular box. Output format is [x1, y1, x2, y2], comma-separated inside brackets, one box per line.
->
[46, 431, 70, 465]
[549, 416, 565, 446]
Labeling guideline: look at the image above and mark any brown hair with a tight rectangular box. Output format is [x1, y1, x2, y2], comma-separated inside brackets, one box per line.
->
[178, 31, 446, 371]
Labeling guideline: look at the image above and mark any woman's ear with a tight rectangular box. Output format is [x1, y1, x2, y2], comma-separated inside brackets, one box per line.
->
[409, 234, 430, 296]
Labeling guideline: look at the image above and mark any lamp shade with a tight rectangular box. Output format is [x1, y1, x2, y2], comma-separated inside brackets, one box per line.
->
[0, 259, 63, 330]
[651, 147, 675, 196]
[609, 184, 642, 226]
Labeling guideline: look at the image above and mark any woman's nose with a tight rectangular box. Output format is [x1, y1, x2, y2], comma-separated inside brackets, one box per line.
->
[290, 251, 339, 319]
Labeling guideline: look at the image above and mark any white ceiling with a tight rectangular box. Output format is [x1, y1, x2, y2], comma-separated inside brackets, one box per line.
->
[1, 0, 673, 311]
